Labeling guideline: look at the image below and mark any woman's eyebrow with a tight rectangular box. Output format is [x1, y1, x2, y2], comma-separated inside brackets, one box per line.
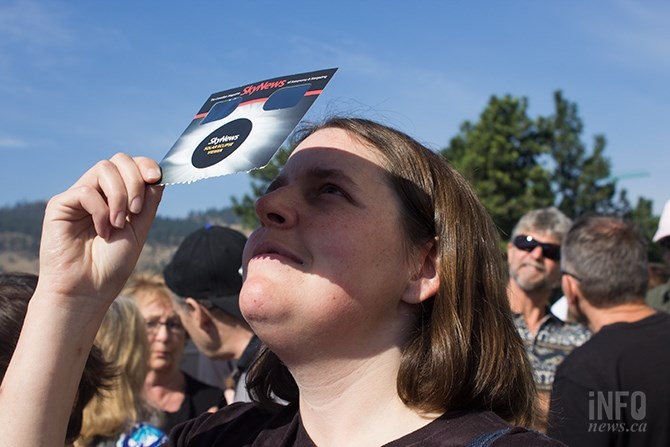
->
[304, 167, 359, 190]
[266, 167, 363, 197]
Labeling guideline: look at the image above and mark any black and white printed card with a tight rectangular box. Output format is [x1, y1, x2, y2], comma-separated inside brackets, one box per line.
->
[159, 68, 338, 185]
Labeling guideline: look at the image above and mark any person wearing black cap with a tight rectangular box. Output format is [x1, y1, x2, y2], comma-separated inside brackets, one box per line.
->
[163, 224, 260, 403]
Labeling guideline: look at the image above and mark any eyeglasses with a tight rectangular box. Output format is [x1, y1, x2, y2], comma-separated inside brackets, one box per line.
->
[145, 319, 185, 335]
[512, 235, 561, 261]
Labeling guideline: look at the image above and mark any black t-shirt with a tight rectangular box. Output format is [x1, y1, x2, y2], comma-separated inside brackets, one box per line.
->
[162, 373, 225, 433]
[547, 311, 670, 447]
[168, 401, 562, 446]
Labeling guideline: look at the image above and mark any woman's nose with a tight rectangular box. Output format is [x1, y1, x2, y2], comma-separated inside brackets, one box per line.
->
[255, 186, 298, 228]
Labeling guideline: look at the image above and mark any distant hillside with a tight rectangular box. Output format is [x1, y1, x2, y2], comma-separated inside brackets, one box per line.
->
[0, 201, 245, 274]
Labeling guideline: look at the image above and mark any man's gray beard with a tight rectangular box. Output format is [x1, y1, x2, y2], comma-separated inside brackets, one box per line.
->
[512, 272, 550, 293]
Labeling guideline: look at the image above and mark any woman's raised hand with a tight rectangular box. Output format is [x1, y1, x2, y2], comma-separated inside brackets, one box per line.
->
[37, 153, 164, 315]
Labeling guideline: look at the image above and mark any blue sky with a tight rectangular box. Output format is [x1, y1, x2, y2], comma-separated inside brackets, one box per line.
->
[1, 0, 668, 218]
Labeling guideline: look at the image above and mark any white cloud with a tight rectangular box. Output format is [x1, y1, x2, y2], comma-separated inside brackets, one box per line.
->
[0, 136, 28, 149]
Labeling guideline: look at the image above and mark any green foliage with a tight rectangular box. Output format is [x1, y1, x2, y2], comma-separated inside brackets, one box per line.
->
[0, 201, 241, 249]
[231, 146, 293, 230]
[543, 91, 630, 218]
[0, 201, 46, 253]
[441, 90, 644, 241]
[441, 95, 553, 238]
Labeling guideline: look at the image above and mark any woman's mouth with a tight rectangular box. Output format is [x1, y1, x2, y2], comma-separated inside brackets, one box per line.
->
[251, 241, 304, 265]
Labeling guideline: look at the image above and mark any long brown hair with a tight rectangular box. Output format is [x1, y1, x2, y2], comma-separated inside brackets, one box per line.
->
[247, 117, 536, 425]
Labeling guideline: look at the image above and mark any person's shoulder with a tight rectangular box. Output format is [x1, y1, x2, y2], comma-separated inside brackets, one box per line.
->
[647, 308, 670, 324]
[491, 428, 565, 446]
[182, 372, 220, 391]
[647, 279, 670, 297]
[401, 411, 564, 446]
[469, 411, 564, 447]
[647, 281, 670, 311]
[168, 402, 296, 446]
[622, 310, 670, 337]
[181, 372, 223, 404]
[600, 309, 670, 335]
[553, 334, 598, 376]
[458, 412, 564, 446]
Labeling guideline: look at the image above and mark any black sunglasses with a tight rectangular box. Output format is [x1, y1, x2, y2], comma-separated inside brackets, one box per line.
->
[512, 235, 561, 261]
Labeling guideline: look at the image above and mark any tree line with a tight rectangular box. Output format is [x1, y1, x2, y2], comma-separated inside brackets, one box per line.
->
[0, 202, 241, 256]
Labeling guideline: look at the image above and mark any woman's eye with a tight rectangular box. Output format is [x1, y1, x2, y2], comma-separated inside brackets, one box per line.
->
[320, 184, 345, 196]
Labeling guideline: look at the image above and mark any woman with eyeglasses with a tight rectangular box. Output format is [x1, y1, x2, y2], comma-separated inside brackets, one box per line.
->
[0, 117, 564, 446]
[75, 296, 168, 447]
[123, 273, 224, 432]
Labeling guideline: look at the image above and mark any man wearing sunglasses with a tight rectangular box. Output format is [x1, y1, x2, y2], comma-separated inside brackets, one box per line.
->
[646, 199, 670, 313]
[507, 207, 591, 431]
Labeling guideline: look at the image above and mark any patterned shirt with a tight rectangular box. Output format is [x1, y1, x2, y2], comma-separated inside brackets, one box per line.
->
[514, 311, 591, 391]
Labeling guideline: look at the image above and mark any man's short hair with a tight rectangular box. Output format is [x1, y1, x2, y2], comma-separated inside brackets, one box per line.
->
[562, 216, 648, 307]
[511, 207, 572, 242]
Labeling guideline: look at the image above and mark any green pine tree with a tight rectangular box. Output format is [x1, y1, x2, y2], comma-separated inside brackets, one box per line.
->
[440, 94, 553, 238]
[543, 91, 630, 219]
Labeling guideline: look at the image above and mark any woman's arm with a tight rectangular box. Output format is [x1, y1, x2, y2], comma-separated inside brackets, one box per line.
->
[0, 154, 163, 446]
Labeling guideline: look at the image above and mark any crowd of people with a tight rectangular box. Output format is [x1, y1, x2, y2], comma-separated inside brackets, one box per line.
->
[0, 116, 668, 446]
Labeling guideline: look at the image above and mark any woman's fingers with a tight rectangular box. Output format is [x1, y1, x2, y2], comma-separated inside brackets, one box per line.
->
[39, 153, 164, 303]
[71, 153, 162, 234]
[134, 156, 162, 185]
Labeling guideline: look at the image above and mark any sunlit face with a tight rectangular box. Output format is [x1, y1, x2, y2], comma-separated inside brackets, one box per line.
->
[139, 299, 186, 373]
[507, 230, 562, 292]
[240, 128, 416, 361]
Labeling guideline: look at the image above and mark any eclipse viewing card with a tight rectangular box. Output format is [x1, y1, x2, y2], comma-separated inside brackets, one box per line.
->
[159, 68, 338, 185]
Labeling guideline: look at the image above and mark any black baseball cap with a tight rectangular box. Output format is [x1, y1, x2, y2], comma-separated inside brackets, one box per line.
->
[163, 225, 247, 321]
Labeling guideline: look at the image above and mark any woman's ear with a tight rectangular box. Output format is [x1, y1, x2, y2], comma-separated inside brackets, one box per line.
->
[401, 241, 440, 305]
